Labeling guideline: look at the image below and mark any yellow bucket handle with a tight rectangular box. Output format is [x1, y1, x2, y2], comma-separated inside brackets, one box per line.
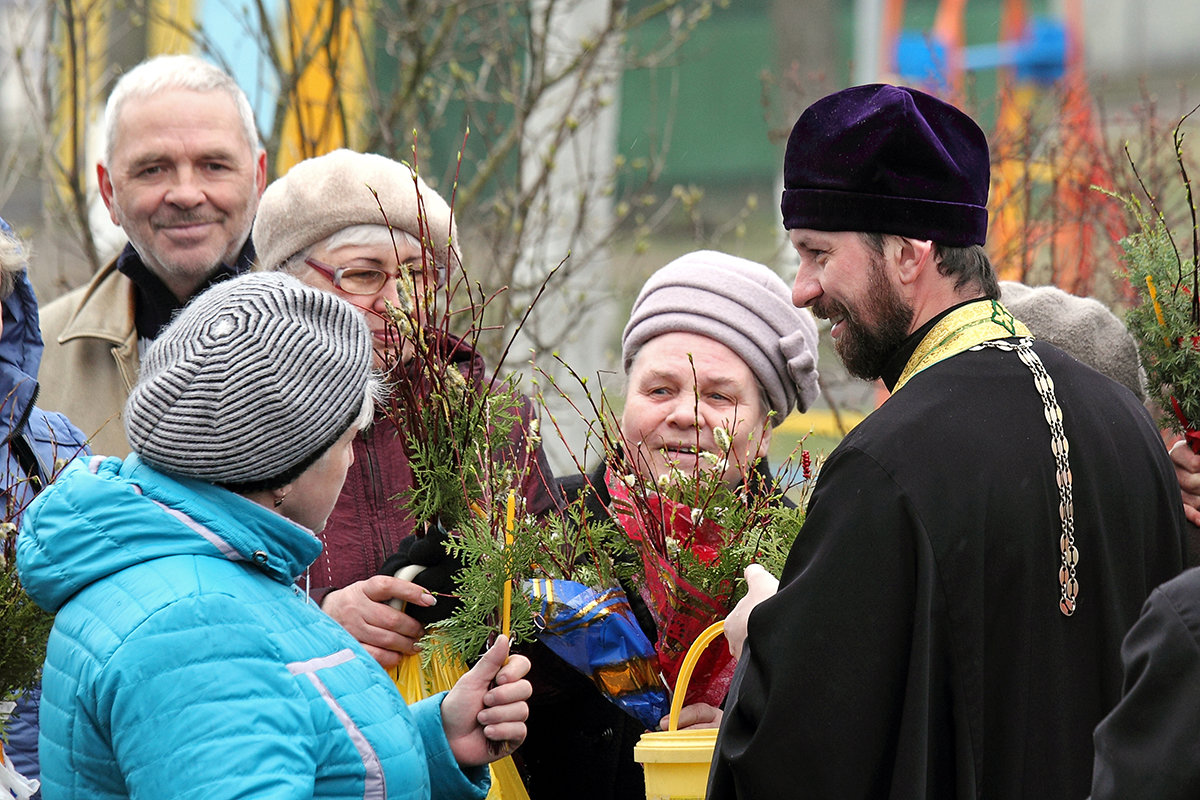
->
[666, 620, 726, 732]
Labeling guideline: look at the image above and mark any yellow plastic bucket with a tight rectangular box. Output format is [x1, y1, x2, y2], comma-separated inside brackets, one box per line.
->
[633, 621, 725, 800]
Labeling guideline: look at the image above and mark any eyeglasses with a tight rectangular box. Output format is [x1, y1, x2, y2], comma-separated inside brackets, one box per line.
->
[304, 257, 429, 296]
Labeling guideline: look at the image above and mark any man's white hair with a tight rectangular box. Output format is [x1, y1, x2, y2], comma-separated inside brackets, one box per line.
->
[102, 54, 259, 165]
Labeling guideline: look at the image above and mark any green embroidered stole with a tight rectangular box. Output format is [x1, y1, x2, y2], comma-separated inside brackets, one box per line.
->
[893, 299, 1031, 394]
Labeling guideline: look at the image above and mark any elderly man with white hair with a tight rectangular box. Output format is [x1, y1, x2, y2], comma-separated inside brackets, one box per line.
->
[39, 54, 267, 458]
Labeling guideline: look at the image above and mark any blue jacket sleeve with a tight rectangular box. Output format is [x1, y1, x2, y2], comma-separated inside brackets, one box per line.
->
[410, 693, 490, 800]
[5, 686, 41, 781]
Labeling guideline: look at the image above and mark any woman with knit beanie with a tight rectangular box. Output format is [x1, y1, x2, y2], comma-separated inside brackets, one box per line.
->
[251, 149, 557, 671]
[16, 272, 532, 800]
[517, 250, 821, 800]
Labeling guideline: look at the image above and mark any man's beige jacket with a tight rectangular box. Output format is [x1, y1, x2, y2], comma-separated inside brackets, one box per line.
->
[38, 259, 138, 458]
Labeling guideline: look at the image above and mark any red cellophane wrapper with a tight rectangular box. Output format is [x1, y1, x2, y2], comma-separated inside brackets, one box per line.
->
[1170, 396, 1200, 454]
[605, 468, 736, 707]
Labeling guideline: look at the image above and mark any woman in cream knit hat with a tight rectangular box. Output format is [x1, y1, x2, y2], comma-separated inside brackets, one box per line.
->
[252, 149, 557, 669]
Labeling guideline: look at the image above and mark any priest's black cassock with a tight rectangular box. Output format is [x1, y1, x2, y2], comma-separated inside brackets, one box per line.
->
[709, 303, 1186, 800]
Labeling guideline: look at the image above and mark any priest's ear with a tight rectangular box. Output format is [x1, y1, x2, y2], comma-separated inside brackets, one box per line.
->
[892, 237, 936, 286]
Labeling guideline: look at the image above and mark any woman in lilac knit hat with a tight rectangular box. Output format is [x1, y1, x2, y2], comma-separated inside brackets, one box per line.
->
[518, 249, 821, 800]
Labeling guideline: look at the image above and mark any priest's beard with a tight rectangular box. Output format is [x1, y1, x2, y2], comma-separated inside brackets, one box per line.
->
[818, 253, 914, 381]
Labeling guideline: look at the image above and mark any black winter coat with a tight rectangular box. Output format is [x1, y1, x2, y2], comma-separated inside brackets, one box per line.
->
[1091, 565, 1200, 800]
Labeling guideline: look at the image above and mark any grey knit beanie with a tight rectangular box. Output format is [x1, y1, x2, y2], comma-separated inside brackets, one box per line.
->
[125, 272, 373, 487]
[252, 148, 460, 279]
[622, 250, 821, 423]
[1000, 280, 1146, 401]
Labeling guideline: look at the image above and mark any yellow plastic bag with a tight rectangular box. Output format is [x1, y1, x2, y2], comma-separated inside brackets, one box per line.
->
[390, 654, 530, 800]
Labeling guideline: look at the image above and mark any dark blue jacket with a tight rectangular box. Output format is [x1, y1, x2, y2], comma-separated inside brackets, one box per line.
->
[0, 219, 90, 785]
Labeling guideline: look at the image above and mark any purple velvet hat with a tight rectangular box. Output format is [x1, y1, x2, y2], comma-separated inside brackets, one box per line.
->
[781, 84, 990, 247]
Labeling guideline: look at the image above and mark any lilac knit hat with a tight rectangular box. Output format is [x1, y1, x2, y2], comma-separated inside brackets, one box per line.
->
[622, 250, 821, 423]
[782, 84, 990, 246]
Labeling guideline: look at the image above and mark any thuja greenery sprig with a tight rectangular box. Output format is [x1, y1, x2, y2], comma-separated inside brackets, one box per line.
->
[402, 375, 526, 531]
[640, 469, 809, 603]
[0, 522, 53, 706]
[1109, 105, 1200, 438]
[534, 353, 819, 606]
[1120, 221, 1200, 434]
[420, 496, 638, 666]
[361, 129, 533, 528]
[360, 129, 586, 665]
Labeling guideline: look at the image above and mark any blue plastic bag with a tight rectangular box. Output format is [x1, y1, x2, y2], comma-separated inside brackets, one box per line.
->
[526, 578, 669, 730]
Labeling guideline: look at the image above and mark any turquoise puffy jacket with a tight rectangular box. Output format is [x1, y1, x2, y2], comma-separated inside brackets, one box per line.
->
[16, 455, 489, 800]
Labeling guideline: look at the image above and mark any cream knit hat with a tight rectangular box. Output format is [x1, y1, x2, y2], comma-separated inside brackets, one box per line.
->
[252, 149, 460, 279]
[622, 250, 821, 422]
[125, 272, 373, 490]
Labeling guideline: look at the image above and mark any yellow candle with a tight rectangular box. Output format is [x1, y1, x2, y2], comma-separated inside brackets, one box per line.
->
[501, 490, 516, 638]
[1147, 274, 1172, 348]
